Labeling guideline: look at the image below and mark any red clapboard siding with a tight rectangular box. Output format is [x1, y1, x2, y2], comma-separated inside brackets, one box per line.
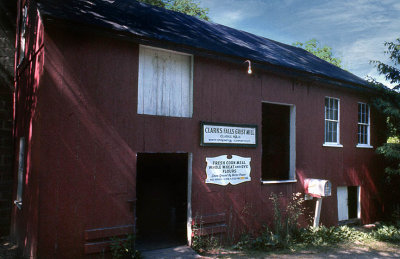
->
[193, 213, 227, 236]
[84, 225, 134, 254]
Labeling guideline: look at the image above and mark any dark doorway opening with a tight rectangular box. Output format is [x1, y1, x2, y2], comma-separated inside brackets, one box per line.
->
[136, 153, 188, 251]
[348, 186, 358, 219]
[262, 103, 291, 180]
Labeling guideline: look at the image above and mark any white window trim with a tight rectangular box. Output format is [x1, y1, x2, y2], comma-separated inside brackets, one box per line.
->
[324, 97, 342, 147]
[137, 45, 193, 118]
[262, 179, 297, 184]
[356, 102, 372, 148]
[261, 101, 296, 183]
[323, 143, 343, 148]
[356, 144, 373, 148]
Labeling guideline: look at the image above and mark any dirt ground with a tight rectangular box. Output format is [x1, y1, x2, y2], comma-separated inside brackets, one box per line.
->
[2, 236, 400, 258]
[202, 241, 400, 258]
[0, 237, 17, 259]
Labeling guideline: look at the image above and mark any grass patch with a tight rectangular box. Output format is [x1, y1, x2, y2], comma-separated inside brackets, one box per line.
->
[201, 224, 400, 258]
[232, 223, 400, 253]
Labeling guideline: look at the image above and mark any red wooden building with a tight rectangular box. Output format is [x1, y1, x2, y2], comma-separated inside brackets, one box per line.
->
[12, 0, 386, 257]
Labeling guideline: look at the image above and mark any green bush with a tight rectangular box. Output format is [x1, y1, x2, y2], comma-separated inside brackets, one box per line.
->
[295, 225, 368, 246]
[231, 192, 400, 251]
[191, 233, 219, 253]
[109, 234, 141, 259]
[234, 192, 306, 251]
[233, 226, 281, 251]
[372, 225, 400, 242]
[269, 192, 305, 248]
[191, 223, 220, 253]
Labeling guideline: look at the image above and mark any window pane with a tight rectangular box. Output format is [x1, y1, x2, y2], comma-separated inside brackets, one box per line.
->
[332, 121, 337, 142]
[325, 121, 328, 142]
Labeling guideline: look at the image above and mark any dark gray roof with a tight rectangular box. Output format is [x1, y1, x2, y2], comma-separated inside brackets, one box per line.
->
[37, 0, 372, 89]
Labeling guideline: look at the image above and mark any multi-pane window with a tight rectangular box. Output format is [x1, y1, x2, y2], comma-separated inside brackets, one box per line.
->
[325, 97, 340, 144]
[358, 103, 370, 145]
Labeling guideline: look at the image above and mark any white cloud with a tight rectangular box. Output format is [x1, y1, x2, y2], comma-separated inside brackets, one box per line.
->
[212, 10, 246, 27]
[200, 0, 399, 81]
[201, 0, 273, 27]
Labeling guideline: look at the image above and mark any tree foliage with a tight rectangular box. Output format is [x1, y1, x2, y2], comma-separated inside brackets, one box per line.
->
[370, 39, 400, 179]
[293, 39, 342, 68]
[138, 0, 210, 21]
[371, 39, 400, 90]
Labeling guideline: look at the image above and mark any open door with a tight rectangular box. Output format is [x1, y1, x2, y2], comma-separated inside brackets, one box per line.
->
[337, 186, 360, 222]
[135, 153, 189, 251]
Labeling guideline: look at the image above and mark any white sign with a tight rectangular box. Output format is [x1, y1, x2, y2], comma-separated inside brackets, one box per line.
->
[205, 155, 251, 185]
[201, 122, 257, 147]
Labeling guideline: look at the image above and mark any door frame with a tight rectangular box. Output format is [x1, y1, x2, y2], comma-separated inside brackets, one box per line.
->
[337, 186, 361, 222]
[187, 153, 193, 246]
[135, 152, 193, 245]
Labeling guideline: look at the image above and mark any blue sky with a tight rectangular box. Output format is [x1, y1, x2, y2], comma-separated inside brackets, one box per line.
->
[200, 0, 400, 86]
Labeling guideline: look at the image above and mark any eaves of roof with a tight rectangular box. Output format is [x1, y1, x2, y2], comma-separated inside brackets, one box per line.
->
[36, 0, 376, 93]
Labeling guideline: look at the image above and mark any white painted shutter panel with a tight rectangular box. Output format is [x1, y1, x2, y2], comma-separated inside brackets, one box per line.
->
[138, 46, 192, 117]
[337, 186, 349, 221]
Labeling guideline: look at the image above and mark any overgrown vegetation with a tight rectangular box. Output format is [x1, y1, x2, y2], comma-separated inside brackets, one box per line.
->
[110, 234, 141, 259]
[192, 191, 400, 256]
[191, 223, 220, 253]
[233, 222, 400, 252]
[269, 192, 306, 247]
[234, 192, 306, 250]
[371, 224, 400, 242]
[191, 232, 219, 253]
[231, 192, 400, 252]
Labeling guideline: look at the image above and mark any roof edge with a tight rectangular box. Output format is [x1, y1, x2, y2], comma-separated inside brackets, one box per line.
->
[40, 12, 376, 94]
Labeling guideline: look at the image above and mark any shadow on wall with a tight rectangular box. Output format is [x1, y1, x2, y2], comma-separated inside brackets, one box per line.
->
[13, 32, 138, 257]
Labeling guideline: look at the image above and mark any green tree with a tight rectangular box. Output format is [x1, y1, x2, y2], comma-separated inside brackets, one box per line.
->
[293, 39, 342, 68]
[370, 39, 400, 177]
[138, 0, 210, 21]
[138, 0, 166, 8]
[370, 39, 400, 220]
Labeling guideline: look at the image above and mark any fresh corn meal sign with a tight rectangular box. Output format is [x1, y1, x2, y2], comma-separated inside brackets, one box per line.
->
[205, 155, 251, 185]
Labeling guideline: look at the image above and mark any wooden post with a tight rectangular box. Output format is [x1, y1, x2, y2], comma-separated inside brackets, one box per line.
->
[313, 198, 323, 228]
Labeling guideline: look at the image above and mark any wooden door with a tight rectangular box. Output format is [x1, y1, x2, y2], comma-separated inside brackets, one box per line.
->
[337, 186, 348, 221]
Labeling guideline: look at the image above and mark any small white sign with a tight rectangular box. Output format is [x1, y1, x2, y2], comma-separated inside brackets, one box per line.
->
[201, 122, 257, 147]
[205, 155, 251, 185]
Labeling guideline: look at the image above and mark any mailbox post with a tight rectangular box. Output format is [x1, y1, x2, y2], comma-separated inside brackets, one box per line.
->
[304, 179, 332, 227]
